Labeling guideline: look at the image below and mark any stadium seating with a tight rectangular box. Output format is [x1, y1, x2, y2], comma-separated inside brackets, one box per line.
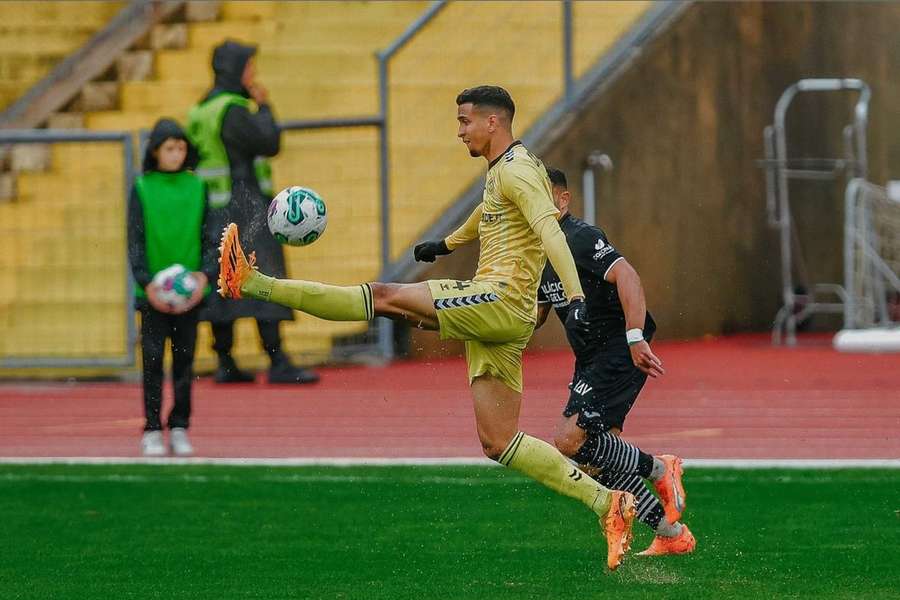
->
[0, 1, 123, 111]
[0, 0, 652, 372]
[0, 142, 126, 360]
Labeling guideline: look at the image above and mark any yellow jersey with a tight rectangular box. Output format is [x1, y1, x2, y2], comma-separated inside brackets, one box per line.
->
[445, 141, 560, 322]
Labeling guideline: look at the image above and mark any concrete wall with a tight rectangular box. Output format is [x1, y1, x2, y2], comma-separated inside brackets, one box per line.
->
[408, 1, 900, 357]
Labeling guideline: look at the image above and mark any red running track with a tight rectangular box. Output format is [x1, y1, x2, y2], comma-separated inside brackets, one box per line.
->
[0, 335, 898, 459]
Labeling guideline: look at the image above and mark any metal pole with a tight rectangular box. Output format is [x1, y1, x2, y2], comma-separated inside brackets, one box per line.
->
[122, 134, 137, 368]
[582, 167, 595, 226]
[843, 180, 857, 329]
[373, 1, 447, 361]
[279, 115, 384, 131]
[376, 54, 394, 360]
[563, 0, 574, 105]
[773, 84, 799, 345]
[582, 151, 612, 226]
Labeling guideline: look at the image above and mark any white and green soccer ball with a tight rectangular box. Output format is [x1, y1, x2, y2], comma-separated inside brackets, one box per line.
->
[267, 186, 327, 246]
[152, 264, 197, 311]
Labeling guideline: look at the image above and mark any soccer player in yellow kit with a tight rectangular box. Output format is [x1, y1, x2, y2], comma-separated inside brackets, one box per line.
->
[218, 85, 636, 569]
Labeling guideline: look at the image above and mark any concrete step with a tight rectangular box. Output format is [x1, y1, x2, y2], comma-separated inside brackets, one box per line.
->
[220, 0, 426, 23]
[2, 300, 127, 357]
[186, 20, 410, 51]
[0, 53, 70, 82]
[0, 2, 123, 28]
[117, 78, 378, 118]
[86, 110, 164, 132]
[16, 171, 123, 200]
[153, 47, 377, 82]
[0, 29, 96, 55]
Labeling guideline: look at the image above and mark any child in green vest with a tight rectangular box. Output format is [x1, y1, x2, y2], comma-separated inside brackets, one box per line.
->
[127, 118, 216, 456]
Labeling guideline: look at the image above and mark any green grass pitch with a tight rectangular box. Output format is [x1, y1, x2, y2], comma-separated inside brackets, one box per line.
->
[1, 465, 898, 599]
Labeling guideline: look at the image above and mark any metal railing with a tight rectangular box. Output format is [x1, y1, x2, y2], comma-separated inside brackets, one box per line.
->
[0, 129, 136, 368]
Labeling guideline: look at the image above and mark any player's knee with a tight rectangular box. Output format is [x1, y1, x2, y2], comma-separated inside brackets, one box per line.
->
[481, 443, 504, 461]
[553, 433, 582, 458]
[478, 432, 513, 461]
[370, 282, 401, 313]
[554, 419, 587, 457]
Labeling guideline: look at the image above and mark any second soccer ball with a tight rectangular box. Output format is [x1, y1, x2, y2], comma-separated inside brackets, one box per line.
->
[267, 186, 328, 246]
[152, 264, 197, 311]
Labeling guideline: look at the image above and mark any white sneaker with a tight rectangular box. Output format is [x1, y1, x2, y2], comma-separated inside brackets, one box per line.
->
[141, 430, 166, 456]
[169, 428, 194, 457]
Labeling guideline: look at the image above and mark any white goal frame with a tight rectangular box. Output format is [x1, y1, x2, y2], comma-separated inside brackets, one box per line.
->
[837, 178, 900, 352]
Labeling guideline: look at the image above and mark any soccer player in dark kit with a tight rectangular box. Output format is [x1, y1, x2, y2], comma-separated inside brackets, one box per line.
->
[536, 167, 695, 556]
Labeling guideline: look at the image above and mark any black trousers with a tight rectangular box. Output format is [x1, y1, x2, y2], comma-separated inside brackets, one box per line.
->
[211, 319, 285, 363]
[140, 305, 199, 431]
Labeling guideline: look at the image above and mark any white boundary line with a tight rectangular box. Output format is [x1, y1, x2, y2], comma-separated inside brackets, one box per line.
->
[0, 457, 897, 468]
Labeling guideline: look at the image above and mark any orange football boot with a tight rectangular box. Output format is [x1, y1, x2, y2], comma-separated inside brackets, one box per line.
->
[637, 524, 696, 556]
[602, 490, 636, 570]
[217, 223, 256, 299]
[653, 454, 686, 524]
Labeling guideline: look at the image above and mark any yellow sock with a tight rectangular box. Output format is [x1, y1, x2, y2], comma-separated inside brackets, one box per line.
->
[241, 271, 374, 321]
[499, 431, 611, 516]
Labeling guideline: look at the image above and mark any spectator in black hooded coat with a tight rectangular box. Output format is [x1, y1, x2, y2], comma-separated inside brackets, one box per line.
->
[188, 39, 318, 385]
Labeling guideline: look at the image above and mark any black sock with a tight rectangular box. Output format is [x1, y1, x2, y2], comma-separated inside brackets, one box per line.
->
[572, 431, 655, 477]
[598, 470, 665, 531]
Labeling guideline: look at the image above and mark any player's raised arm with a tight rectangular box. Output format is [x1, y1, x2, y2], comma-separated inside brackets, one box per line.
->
[414, 204, 483, 262]
[606, 259, 665, 378]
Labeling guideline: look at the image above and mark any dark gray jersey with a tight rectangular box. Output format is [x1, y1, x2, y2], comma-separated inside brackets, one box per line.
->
[538, 214, 656, 363]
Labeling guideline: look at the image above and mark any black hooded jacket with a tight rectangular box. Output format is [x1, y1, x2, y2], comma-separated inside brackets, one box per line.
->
[195, 40, 292, 323]
[202, 40, 280, 187]
[128, 118, 216, 292]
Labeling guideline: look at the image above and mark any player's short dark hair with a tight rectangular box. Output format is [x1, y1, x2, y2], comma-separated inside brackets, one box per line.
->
[456, 86, 515, 120]
[546, 167, 568, 189]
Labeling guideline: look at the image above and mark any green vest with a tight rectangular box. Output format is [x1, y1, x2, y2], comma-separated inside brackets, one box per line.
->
[134, 171, 206, 299]
[187, 92, 274, 208]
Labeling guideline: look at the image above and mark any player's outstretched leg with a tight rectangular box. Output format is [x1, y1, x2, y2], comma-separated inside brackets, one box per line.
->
[218, 223, 439, 327]
[218, 223, 374, 320]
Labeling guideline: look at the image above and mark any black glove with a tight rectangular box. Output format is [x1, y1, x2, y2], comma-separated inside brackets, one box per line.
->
[414, 240, 452, 263]
[564, 298, 590, 336]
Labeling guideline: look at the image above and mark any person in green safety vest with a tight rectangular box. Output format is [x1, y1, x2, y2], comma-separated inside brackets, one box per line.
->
[188, 40, 318, 385]
[128, 118, 216, 457]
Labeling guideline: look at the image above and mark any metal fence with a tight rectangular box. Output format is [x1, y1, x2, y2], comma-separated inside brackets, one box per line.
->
[0, 129, 136, 368]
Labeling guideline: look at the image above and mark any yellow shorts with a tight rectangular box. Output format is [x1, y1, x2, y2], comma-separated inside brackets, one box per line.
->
[427, 279, 534, 393]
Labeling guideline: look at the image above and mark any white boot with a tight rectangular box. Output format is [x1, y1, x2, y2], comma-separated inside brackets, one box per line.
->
[169, 428, 194, 457]
[141, 431, 166, 457]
